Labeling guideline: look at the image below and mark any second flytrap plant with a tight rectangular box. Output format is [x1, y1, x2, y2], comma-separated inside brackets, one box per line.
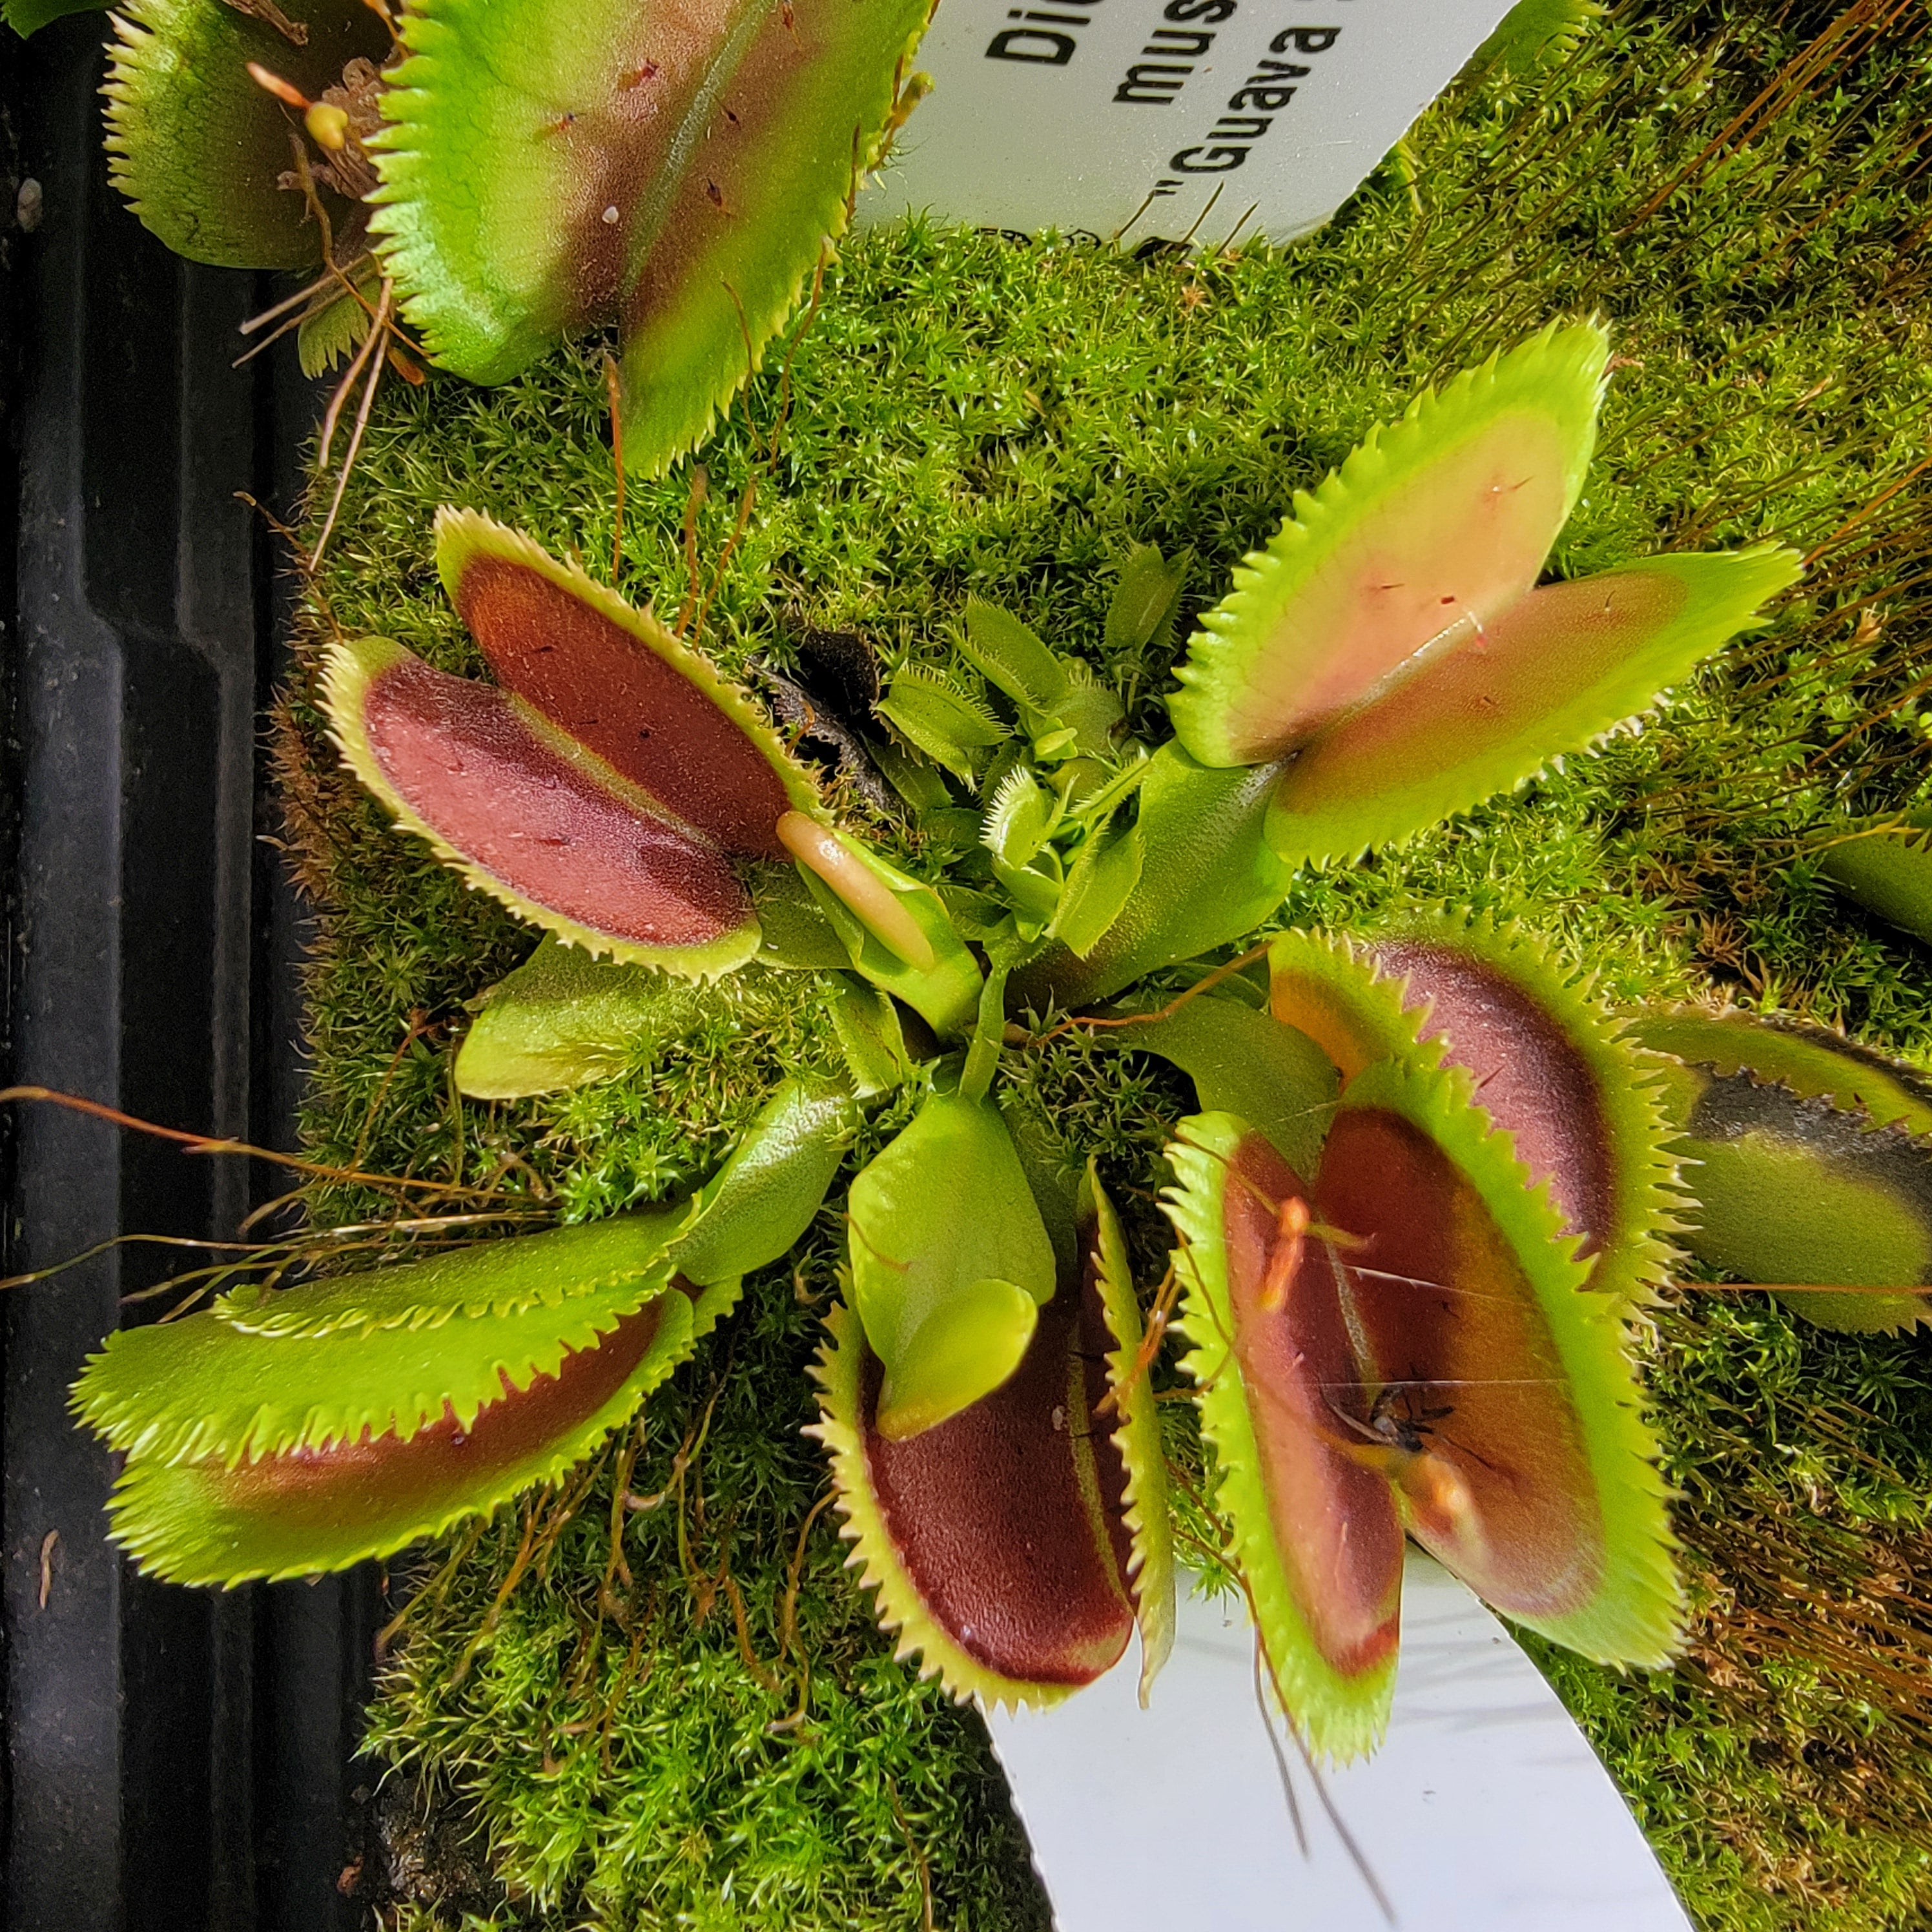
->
[77, 0, 930, 480]
[81, 322, 1887, 1762]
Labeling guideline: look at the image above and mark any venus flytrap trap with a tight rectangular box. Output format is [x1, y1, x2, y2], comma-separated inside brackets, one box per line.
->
[98, 0, 394, 291]
[811, 1153, 1173, 1708]
[1630, 1008, 1932, 1337]
[80, 318, 1918, 1787]
[1009, 323, 1803, 1014]
[74, 1079, 857, 1582]
[320, 506, 981, 1031]
[1269, 920, 1682, 1315]
[1153, 920, 1683, 1758]
[1110, 916, 1932, 1759]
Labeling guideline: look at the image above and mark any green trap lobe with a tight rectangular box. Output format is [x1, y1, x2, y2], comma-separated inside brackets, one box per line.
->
[1268, 546, 1799, 865]
[613, 0, 930, 471]
[105, 1289, 694, 1584]
[1315, 1104, 1605, 1620]
[1169, 323, 1605, 768]
[213, 1208, 683, 1339]
[370, 0, 714, 379]
[564, 0, 766, 324]
[1634, 1009, 1932, 1141]
[1082, 1166, 1175, 1699]
[1267, 930, 1433, 1083]
[1670, 1069, 1932, 1333]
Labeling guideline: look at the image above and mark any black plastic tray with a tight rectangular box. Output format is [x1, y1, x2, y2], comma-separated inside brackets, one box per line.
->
[3, 20, 379, 1927]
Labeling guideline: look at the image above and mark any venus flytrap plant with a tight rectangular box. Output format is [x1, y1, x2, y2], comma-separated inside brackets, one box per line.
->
[76, 322, 1855, 1765]
[56, 0, 930, 486]
[197, 25, 1932, 1909]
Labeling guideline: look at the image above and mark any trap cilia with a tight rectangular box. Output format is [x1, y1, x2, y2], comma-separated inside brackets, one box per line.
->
[63, 316, 1932, 1763]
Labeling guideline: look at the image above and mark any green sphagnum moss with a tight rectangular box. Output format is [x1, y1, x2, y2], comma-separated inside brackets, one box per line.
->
[283, 3, 1932, 1925]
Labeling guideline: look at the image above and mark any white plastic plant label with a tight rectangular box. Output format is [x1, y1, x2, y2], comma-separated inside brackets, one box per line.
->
[861, 0, 1518, 247]
[988, 1555, 1694, 1932]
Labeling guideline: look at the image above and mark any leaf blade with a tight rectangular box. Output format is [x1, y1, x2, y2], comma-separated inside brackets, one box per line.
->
[1127, 990, 1340, 1179]
[1014, 742, 1291, 1012]
[456, 934, 710, 1100]
[670, 1079, 859, 1286]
